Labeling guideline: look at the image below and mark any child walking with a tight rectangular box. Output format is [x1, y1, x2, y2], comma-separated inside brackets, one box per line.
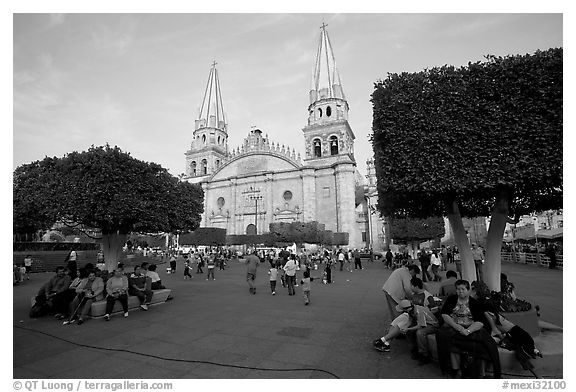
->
[268, 262, 279, 295]
[206, 254, 216, 280]
[184, 261, 193, 280]
[300, 270, 314, 305]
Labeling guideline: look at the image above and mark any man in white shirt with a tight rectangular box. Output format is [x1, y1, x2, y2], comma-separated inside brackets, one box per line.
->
[430, 250, 442, 282]
[338, 250, 345, 271]
[471, 244, 485, 281]
[283, 256, 298, 296]
[382, 264, 421, 322]
[67, 249, 78, 278]
[23, 255, 33, 280]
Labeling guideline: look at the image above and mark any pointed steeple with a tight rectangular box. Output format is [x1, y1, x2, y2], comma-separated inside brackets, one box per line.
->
[195, 61, 227, 132]
[185, 61, 229, 179]
[303, 23, 355, 165]
[310, 23, 346, 104]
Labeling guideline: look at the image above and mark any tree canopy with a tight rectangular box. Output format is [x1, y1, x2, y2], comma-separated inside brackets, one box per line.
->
[388, 217, 445, 243]
[14, 145, 204, 236]
[371, 48, 562, 219]
[371, 48, 562, 288]
[14, 145, 204, 270]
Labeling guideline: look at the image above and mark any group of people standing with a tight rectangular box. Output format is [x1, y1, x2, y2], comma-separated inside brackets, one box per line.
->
[170, 250, 229, 281]
[245, 248, 315, 305]
[244, 247, 366, 305]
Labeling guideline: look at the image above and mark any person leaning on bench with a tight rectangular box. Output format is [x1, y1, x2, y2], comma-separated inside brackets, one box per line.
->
[104, 266, 129, 321]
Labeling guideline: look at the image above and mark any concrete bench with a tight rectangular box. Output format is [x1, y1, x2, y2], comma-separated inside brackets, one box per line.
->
[32, 289, 172, 317]
[89, 289, 172, 318]
[426, 326, 563, 377]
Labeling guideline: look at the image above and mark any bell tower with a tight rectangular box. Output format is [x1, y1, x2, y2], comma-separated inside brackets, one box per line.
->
[302, 23, 355, 166]
[185, 61, 229, 179]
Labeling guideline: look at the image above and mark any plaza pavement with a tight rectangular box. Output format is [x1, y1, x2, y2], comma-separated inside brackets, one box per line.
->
[13, 258, 562, 379]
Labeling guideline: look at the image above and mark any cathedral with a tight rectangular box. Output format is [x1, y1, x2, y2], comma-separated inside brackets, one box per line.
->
[183, 25, 384, 251]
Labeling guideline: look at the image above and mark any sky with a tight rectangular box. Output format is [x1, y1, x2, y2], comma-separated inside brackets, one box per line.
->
[12, 12, 563, 178]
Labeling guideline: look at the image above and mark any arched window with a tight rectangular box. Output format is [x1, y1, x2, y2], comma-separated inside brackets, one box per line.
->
[246, 224, 256, 235]
[330, 136, 339, 155]
[216, 159, 220, 168]
[218, 136, 221, 144]
[202, 159, 208, 175]
[326, 106, 332, 117]
[313, 139, 322, 158]
[191, 161, 196, 176]
[317, 107, 323, 117]
[202, 134, 206, 145]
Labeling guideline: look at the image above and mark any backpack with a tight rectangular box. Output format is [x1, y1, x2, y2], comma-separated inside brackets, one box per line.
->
[460, 352, 484, 379]
[29, 295, 51, 318]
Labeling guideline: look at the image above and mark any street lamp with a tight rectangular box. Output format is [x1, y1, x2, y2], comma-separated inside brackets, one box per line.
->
[249, 194, 263, 234]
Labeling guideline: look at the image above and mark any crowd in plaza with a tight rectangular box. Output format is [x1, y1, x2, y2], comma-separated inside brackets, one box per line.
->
[22, 243, 545, 379]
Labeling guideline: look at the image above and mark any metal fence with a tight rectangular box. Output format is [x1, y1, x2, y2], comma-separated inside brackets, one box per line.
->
[501, 251, 563, 269]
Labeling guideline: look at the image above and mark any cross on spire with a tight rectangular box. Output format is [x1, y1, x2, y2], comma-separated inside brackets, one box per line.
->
[197, 61, 226, 132]
[311, 22, 346, 101]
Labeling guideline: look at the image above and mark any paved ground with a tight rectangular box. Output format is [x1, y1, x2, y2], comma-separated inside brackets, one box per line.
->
[12, 259, 562, 379]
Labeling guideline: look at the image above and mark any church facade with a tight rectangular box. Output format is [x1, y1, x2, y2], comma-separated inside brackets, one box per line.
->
[183, 26, 385, 251]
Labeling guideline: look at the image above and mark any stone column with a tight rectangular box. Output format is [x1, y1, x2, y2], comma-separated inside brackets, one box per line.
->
[265, 174, 274, 232]
[334, 163, 358, 246]
[301, 167, 316, 222]
[228, 179, 237, 234]
[201, 183, 209, 227]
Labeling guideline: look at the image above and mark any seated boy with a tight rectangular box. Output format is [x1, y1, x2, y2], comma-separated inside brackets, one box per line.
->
[373, 299, 439, 363]
[128, 266, 153, 311]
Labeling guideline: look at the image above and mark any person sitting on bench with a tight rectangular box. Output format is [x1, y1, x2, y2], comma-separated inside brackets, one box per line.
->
[146, 264, 165, 290]
[65, 270, 104, 325]
[128, 266, 153, 311]
[42, 266, 72, 319]
[104, 267, 129, 321]
[436, 279, 501, 378]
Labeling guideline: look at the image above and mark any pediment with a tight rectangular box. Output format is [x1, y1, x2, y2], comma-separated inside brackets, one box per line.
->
[210, 152, 301, 181]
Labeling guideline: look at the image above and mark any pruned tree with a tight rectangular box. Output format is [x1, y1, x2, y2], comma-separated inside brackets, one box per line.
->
[332, 232, 350, 246]
[371, 48, 562, 290]
[320, 230, 334, 246]
[13, 145, 204, 271]
[388, 217, 445, 257]
[180, 227, 227, 247]
[268, 221, 328, 247]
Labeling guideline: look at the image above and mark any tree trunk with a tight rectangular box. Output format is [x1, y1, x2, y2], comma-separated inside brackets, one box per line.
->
[446, 200, 476, 282]
[485, 191, 510, 291]
[408, 240, 419, 259]
[102, 232, 128, 272]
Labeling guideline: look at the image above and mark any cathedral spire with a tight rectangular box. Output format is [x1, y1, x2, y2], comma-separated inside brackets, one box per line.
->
[196, 61, 227, 132]
[310, 23, 345, 103]
[186, 61, 228, 179]
[303, 23, 354, 164]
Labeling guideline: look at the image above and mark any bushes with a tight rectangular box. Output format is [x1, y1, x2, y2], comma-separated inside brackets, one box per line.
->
[13, 242, 101, 252]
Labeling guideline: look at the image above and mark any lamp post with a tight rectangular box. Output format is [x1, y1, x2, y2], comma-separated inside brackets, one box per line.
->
[249, 194, 263, 234]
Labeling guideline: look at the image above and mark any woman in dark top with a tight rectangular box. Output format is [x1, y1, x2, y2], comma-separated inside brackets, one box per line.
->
[436, 279, 501, 378]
